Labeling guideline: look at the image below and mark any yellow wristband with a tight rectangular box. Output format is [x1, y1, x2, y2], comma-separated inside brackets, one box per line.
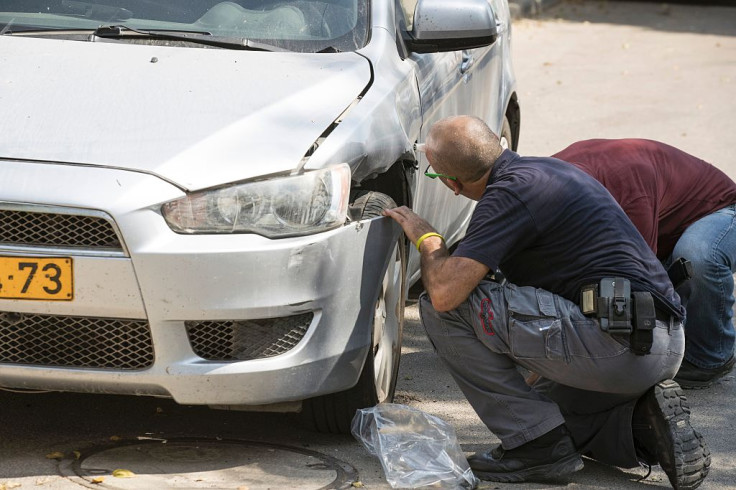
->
[415, 232, 444, 251]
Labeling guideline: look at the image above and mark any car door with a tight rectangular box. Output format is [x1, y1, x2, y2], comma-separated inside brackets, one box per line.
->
[397, 0, 505, 278]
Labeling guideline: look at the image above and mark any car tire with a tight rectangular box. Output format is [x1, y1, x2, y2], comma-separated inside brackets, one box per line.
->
[500, 114, 513, 150]
[302, 191, 406, 434]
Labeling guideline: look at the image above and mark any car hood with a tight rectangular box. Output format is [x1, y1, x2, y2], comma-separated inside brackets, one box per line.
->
[0, 36, 371, 191]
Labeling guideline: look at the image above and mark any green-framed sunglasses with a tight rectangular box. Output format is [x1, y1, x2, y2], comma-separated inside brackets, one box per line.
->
[424, 164, 457, 181]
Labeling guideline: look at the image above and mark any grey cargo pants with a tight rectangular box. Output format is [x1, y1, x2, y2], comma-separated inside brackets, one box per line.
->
[419, 280, 684, 468]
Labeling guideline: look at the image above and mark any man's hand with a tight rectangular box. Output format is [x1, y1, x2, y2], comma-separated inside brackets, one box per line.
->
[383, 205, 489, 312]
[382, 206, 437, 246]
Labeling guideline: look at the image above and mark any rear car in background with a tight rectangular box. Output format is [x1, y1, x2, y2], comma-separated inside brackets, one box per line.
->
[0, 0, 520, 432]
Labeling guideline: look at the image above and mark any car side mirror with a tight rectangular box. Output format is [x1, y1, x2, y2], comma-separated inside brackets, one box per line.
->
[405, 0, 499, 54]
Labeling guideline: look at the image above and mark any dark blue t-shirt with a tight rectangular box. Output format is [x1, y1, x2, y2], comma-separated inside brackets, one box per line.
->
[454, 150, 683, 318]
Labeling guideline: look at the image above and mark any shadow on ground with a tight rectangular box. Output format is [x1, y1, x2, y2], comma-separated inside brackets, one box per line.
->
[537, 0, 736, 36]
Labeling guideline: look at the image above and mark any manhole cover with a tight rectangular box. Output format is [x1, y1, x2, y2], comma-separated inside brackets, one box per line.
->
[60, 438, 358, 489]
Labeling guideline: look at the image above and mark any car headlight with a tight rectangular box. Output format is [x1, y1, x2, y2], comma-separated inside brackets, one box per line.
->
[161, 164, 351, 237]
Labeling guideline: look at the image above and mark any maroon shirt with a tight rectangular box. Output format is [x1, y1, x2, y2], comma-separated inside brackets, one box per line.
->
[553, 139, 736, 260]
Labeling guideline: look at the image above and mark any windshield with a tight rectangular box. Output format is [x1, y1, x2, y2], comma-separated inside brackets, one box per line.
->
[0, 0, 369, 52]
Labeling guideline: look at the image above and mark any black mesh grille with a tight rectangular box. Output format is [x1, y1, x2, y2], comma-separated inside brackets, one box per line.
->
[0, 209, 122, 249]
[0, 312, 153, 369]
[186, 313, 313, 361]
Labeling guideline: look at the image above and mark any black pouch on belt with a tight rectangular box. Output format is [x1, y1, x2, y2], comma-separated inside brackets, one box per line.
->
[631, 291, 656, 355]
[667, 257, 693, 289]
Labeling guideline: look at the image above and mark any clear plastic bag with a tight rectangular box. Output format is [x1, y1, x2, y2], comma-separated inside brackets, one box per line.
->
[351, 403, 479, 489]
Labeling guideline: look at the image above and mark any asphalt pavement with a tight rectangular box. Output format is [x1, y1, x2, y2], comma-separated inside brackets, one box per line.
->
[1, 1, 735, 489]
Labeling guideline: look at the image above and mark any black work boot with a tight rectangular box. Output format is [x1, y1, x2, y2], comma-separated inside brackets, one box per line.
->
[467, 425, 583, 483]
[633, 379, 710, 489]
[674, 355, 735, 389]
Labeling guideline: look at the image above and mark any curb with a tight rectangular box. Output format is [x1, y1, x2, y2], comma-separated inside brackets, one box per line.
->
[509, 0, 562, 18]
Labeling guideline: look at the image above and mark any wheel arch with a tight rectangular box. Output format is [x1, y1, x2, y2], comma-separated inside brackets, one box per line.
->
[349, 158, 415, 209]
[505, 92, 521, 151]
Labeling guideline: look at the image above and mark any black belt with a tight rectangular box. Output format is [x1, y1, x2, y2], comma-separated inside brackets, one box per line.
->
[655, 308, 671, 323]
[580, 282, 671, 324]
[580, 279, 665, 355]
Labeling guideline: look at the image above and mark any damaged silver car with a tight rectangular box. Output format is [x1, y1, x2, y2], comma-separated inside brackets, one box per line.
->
[0, 0, 519, 432]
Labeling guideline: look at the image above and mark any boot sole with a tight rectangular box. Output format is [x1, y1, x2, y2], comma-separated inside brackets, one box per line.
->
[473, 452, 584, 483]
[675, 372, 731, 390]
[653, 379, 711, 489]
[676, 379, 716, 390]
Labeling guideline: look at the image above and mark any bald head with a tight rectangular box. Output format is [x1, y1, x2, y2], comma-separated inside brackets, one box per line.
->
[425, 116, 504, 183]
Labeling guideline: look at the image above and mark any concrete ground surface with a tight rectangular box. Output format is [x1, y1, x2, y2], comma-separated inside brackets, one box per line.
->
[1, 1, 735, 489]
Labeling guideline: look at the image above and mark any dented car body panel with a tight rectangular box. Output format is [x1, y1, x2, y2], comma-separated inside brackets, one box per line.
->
[0, 159, 401, 404]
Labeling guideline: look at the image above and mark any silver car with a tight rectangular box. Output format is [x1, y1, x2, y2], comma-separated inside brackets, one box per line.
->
[0, 0, 519, 432]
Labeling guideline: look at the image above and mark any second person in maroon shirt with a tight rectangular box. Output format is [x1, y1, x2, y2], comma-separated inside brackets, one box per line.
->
[553, 138, 736, 388]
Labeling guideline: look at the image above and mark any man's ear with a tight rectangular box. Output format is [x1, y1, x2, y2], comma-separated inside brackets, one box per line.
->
[450, 179, 463, 196]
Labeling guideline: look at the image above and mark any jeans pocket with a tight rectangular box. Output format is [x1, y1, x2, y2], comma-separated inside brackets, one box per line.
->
[510, 316, 567, 361]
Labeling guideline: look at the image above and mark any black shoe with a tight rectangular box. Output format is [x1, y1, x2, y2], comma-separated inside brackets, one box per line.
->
[674, 355, 735, 389]
[467, 425, 583, 483]
[632, 380, 710, 489]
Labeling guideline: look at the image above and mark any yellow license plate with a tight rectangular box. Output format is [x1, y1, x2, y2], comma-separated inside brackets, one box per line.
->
[0, 256, 73, 301]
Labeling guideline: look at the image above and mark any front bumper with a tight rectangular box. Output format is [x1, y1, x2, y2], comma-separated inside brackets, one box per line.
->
[0, 160, 400, 406]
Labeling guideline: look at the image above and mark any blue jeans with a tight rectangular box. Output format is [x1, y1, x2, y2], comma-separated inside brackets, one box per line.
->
[667, 204, 736, 369]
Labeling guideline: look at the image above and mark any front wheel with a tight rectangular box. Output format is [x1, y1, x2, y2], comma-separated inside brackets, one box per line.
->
[499, 115, 513, 150]
[302, 192, 406, 434]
